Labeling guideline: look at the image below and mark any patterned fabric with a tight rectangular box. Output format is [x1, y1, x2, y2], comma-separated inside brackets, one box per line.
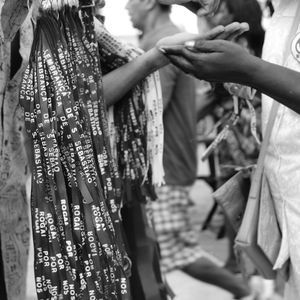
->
[94, 19, 165, 191]
[261, 1, 300, 298]
[0, 185, 30, 300]
[151, 185, 219, 273]
[0, 5, 31, 300]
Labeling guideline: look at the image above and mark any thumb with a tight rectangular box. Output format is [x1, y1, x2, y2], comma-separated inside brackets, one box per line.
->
[158, 45, 186, 56]
[202, 25, 225, 40]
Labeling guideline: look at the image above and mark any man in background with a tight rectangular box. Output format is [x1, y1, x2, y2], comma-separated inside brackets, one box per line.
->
[126, 1, 252, 299]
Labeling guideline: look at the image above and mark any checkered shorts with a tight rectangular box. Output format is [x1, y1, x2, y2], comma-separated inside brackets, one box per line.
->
[150, 185, 209, 273]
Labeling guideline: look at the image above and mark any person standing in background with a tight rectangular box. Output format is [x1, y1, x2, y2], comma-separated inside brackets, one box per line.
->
[196, 0, 265, 274]
[160, 0, 300, 298]
[126, 1, 253, 299]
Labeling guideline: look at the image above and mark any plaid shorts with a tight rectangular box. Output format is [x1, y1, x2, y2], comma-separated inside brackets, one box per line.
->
[151, 185, 209, 273]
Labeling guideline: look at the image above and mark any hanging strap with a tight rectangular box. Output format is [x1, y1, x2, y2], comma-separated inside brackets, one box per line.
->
[249, 0, 300, 197]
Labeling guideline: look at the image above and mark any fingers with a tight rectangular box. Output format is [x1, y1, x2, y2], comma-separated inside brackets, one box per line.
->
[158, 45, 187, 56]
[193, 39, 227, 53]
[180, 25, 225, 46]
[166, 54, 195, 74]
[157, 32, 207, 47]
[185, 25, 225, 46]
[215, 22, 241, 40]
[215, 22, 249, 41]
[159, 44, 208, 62]
[157, 27, 224, 47]
[202, 25, 225, 40]
[235, 22, 250, 37]
[193, 22, 248, 49]
[192, 25, 224, 48]
[170, 32, 208, 45]
[226, 22, 250, 41]
[157, 21, 247, 49]
[159, 40, 225, 56]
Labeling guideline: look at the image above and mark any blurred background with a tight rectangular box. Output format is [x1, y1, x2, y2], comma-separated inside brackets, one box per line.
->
[102, 0, 268, 45]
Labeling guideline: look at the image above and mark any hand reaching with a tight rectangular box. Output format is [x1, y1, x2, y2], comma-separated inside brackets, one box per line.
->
[159, 39, 255, 83]
[158, 0, 220, 15]
[156, 25, 225, 47]
[157, 22, 249, 48]
[155, 22, 250, 82]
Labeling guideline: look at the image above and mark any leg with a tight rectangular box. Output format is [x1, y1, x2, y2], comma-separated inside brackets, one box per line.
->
[0, 235, 8, 300]
[182, 256, 250, 298]
[224, 216, 240, 273]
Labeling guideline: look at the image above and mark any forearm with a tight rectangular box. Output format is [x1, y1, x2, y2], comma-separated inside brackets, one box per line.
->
[103, 48, 168, 107]
[238, 56, 300, 114]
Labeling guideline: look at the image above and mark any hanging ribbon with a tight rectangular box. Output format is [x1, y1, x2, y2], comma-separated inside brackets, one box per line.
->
[20, 1, 130, 299]
[94, 19, 165, 203]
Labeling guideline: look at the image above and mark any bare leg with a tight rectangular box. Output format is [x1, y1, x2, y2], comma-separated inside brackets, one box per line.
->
[224, 217, 240, 273]
[182, 256, 250, 298]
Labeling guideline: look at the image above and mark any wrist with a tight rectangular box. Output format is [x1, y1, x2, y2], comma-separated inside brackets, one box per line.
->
[145, 47, 169, 72]
[241, 55, 262, 86]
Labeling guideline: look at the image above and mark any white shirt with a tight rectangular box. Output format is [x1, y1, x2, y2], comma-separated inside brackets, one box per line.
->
[262, 1, 300, 294]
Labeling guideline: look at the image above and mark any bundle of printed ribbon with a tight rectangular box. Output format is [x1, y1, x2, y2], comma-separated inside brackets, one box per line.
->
[94, 18, 165, 203]
[20, 1, 130, 299]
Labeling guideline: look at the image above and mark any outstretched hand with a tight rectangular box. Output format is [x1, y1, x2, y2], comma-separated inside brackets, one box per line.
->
[156, 25, 225, 47]
[158, 0, 220, 15]
[156, 21, 248, 47]
[159, 39, 255, 83]
[156, 22, 251, 82]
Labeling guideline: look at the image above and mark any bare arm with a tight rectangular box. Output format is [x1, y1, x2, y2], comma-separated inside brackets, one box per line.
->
[101, 26, 226, 107]
[245, 55, 300, 114]
[161, 40, 300, 114]
[102, 48, 168, 107]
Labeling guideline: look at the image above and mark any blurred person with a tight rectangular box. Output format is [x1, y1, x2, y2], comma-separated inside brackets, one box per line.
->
[196, 0, 265, 275]
[160, 0, 300, 298]
[125, 1, 254, 299]
[205, 0, 265, 56]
